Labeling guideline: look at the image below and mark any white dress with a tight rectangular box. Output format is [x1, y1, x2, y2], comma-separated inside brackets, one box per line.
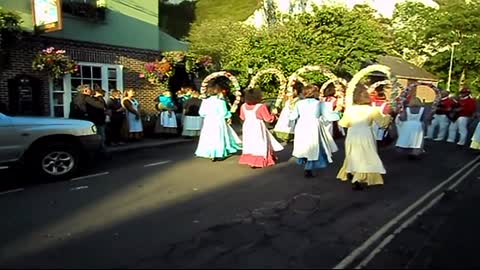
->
[242, 104, 284, 158]
[290, 99, 337, 163]
[274, 100, 296, 134]
[195, 96, 242, 159]
[126, 98, 143, 133]
[340, 105, 387, 174]
[396, 107, 424, 149]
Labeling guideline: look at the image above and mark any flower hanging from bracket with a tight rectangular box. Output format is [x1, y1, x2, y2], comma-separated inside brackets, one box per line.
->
[32, 47, 78, 79]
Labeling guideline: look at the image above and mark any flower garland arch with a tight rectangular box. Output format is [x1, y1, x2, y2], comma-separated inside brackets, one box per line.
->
[248, 68, 288, 109]
[398, 82, 442, 114]
[346, 64, 403, 109]
[287, 65, 342, 93]
[200, 71, 242, 113]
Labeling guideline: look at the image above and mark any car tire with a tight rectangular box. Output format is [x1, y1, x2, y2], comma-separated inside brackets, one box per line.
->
[28, 142, 81, 180]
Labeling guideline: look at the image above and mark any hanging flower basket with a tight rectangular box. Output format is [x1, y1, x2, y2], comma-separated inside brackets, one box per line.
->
[139, 58, 174, 88]
[185, 54, 215, 74]
[32, 47, 78, 79]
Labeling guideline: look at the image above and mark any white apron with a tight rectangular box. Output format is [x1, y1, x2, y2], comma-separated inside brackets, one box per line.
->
[243, 104, 283, 157]
[396, 107, 424, 149]
[274, 100, 296, 134]
[160, 111, 178, 128]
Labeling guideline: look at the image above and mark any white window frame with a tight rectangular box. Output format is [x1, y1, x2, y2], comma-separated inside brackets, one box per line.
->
[49, 62, 124, 118]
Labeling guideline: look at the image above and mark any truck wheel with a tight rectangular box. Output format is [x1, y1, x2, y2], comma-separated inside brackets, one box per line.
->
[30, 143, 80, 180]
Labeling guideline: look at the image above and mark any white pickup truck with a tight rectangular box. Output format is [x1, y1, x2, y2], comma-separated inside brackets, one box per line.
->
[0, 112, 101, 179]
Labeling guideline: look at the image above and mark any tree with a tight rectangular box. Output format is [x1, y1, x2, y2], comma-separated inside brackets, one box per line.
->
[389, 1, 440, 67]
[0, 7, 22, 70]
[220, 4, 388, 96]
[424, 0, 480, 94]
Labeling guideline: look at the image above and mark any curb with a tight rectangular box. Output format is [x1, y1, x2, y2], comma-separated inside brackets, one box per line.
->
[105, 138, 193, 153]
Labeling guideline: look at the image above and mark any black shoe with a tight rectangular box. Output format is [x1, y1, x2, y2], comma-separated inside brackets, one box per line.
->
[352, 181, 364, 191]
[304, 170, 314, 178]
[211, 158, 217, 162]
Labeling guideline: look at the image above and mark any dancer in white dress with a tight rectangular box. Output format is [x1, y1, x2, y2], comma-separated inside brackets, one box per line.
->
[195, 84, 242, 161]
[274, 87, 299, 143]
[395, 98, 426, 158]
[290, 85, 337, 178]
[122, 88, 143, 140]
[337, 84, 392, 190]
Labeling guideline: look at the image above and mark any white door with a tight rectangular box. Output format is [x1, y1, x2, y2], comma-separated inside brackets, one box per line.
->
[50, 63, 124, 118]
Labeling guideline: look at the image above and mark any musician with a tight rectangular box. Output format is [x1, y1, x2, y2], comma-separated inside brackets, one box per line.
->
[447, 88, 477, 146]
[425, 90, 455, 141]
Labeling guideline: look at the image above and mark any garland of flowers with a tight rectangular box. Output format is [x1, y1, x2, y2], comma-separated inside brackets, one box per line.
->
[32, 47, 78, 79]
[200, 71, 242, 113]
[398, 82, 442, 114]
[346, 64, 402, 109]
[287, 65, 341, 95]
[247, 68, 287, 109]
[320, 78, 349, 97]
[368, 79, 391, 94]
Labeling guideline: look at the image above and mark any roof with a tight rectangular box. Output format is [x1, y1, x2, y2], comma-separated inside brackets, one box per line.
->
[374, 55, 438, 81]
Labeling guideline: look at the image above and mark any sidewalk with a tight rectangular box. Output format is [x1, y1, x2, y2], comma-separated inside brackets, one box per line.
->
[105, 137, 193, 153]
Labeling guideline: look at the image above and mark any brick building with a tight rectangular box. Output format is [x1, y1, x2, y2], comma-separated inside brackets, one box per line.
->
[0, 0, 187, 118]
[376, 55, 440, 102]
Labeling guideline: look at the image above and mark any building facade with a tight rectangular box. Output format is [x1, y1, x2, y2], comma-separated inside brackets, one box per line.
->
[376, 55, 440, 103]
[0, 0, 187, 118]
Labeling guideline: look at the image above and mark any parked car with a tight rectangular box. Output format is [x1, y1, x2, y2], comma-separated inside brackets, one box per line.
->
[0, 113, 101, 179]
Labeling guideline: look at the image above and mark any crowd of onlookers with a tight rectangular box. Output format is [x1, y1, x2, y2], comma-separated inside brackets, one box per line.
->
[68, 84, 205, 149]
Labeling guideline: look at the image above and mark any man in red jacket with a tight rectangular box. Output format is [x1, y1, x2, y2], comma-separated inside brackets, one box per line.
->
[426, 90, 456, 141]
[447, 88, 477, 146]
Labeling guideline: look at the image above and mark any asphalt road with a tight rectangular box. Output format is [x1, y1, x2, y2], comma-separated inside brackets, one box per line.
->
[0, 139, 477, 268]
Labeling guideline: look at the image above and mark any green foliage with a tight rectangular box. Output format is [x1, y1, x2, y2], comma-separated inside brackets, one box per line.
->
[0, 7, 22, 50]
[221, 5, 388, 96]
[187, 18, 255, 65]
[158, 0, 196, 39]
[194, 0, 259, 23]
[389, 2, 440, 66]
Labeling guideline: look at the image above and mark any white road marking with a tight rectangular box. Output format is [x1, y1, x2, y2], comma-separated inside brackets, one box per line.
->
[143, 160, 171, 168]
[70, 172, 109, 181]
[355, 193, 445, 269]
[447, 163, 480, 191]
[334, 155, 480, 269]
[70, 186, 89, 191]
[0, 166, 9, 170]
[0, 188, 24, 196]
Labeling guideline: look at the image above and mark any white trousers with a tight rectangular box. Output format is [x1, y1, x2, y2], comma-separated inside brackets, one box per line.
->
[447, 116, 471, 145]
[426, 114, 450, 140]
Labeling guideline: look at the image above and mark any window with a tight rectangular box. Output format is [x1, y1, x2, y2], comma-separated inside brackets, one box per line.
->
[49, 62, 123, 118]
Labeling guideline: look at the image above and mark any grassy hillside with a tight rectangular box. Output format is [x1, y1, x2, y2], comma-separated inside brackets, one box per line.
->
[194, 0, 260, 22]
[159, 0, 259, 39]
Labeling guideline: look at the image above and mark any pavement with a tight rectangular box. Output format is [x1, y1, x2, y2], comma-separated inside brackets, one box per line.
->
[0, 138, 479, 268]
